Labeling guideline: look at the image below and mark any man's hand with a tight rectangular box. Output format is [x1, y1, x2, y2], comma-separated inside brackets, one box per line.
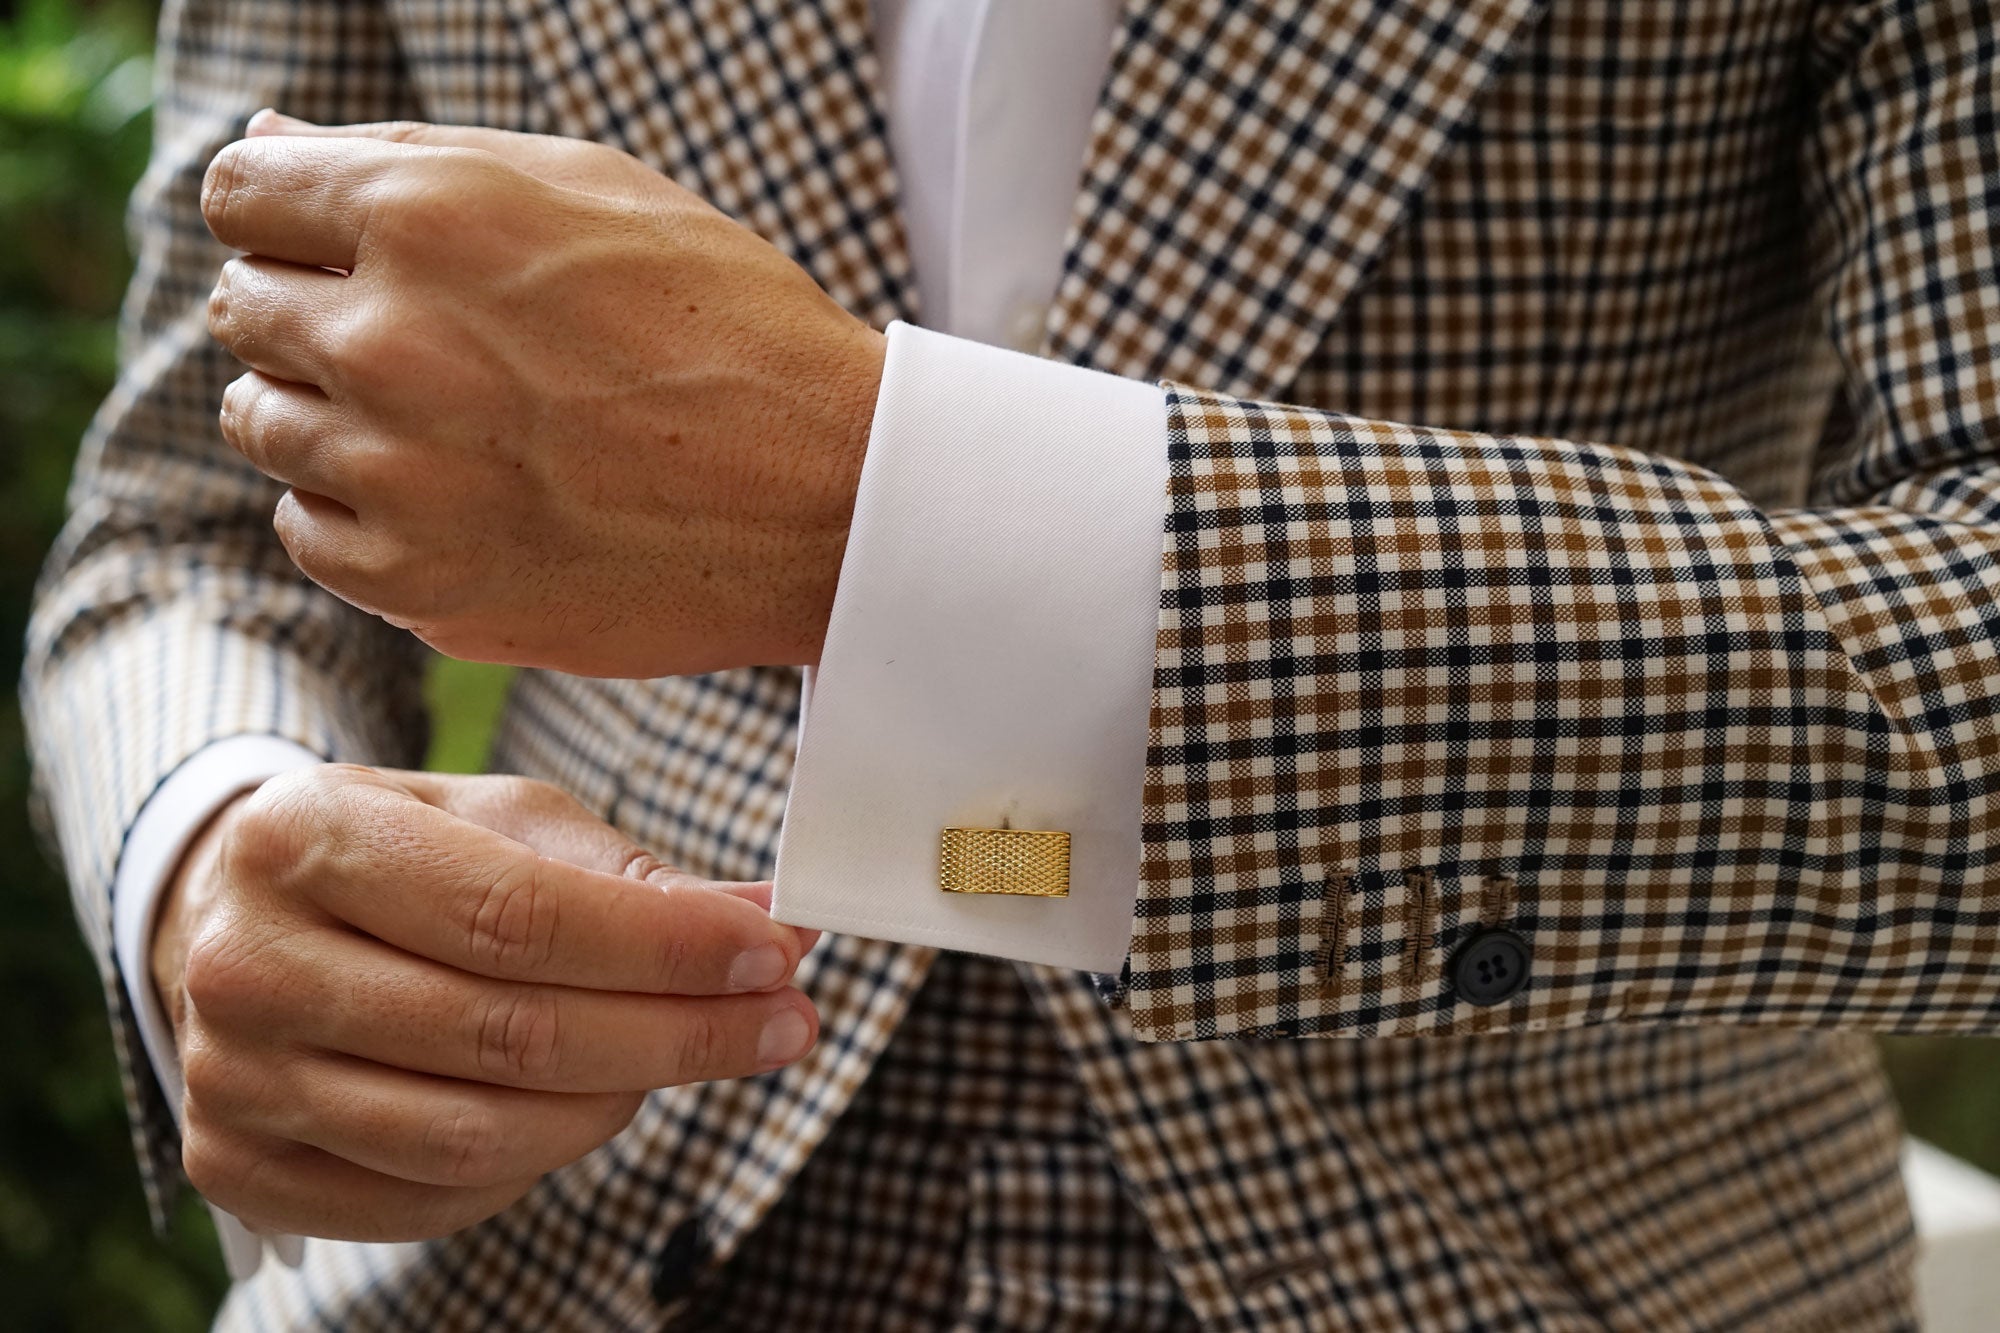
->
[201, 114, 886, 677]
[150, 765, 819, 1242]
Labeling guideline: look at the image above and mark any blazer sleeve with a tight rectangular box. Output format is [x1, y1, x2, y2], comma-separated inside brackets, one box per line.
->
[1126, 0, 2000, 1042]
[20, 0, 427, 1227]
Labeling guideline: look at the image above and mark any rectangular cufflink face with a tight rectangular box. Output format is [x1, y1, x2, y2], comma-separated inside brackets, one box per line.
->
[939, 828, 1071, 897]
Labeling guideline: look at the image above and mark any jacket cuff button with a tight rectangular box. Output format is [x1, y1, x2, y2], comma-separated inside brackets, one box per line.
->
[651, 1214, 710, 1306]
[1450, 928, 1531, 1006]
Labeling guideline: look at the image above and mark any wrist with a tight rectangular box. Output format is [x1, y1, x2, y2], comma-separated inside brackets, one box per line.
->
[794, 323, 885, 667]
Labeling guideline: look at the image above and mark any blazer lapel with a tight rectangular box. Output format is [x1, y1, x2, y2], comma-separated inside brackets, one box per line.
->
[1047, 0, 1547, 401]
[505, 0, 1541, 400]
[504, 0, 916, 330]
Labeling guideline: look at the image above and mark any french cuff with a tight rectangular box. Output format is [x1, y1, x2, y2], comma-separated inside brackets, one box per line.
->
[113, 734, 323, 1280]
[773, 321, 1166, 973]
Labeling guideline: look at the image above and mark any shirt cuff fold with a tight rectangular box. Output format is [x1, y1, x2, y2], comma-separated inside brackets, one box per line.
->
[774, 322, 1166, 972]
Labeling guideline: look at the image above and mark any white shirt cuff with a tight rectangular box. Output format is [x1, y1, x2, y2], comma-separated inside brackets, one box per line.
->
[773, 321, 1167, 972]
[113, 734, 323, 1279]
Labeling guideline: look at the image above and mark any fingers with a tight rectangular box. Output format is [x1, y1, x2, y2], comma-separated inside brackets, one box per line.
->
[179, 764, 828, 1247]
[389, 770, 681, 877]
[700, 882, 820, 958]
[248, 112, 566, 169]
[192, 924, 818, 1092]
[230, 1054, 642, 1188]
[209, 256, 352, 388]
[182, 1121, 532, 1243]
[235, 769, 808, 995]
[220, 372, 355, 502]
[245, 110, 665, 202]
[383, 770, 822, 955]
[202, 133, 481, 270]
[271, 486, 383, 611]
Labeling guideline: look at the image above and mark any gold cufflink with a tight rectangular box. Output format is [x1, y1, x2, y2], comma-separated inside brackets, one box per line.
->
[939, 827, 1070, 898]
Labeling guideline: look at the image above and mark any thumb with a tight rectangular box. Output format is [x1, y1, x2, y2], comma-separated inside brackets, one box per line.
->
[378, 767, 823, 957]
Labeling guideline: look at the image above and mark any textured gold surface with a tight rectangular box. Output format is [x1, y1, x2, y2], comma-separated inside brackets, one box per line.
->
[938, 827, 1071, 897]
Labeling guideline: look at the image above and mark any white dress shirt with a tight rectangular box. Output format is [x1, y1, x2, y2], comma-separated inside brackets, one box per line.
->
[775, 0, 1155, 977]
[116, 0, 1155, 1274]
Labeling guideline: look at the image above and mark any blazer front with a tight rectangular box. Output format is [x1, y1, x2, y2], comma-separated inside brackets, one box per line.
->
[29, 0, 2000, 1327]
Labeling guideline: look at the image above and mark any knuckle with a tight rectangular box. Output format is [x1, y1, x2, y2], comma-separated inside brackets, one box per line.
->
[310, 515, 376, 580]
[330, 318, 440, 402]
[373, 159, 478, 236]
[337, 438, 399, 495]
[201, 143, 248, 236]
[228, 768, 379, 900]
[474, 987, 563, 1084]
[314, 762, 381, 788]
[177, 1033, 231, 1113]
[219, 369, 252, 419]
[180, 1121, 236, 1201]
[441, 144, 510, 186]
[324, 538, 417, 616]
[179, 1035, 272, 1134]
[191, 1137, 293, 1233]
[617, 845, 669, 885]
[208, 269, 234, 340]
[181, 1122, 286, 1227]
[655, 928, 691, 993]
[423, 1101, 509, 1186]
[224, 781, 315, 888]
[328, 315, 403, 389]
[216, 373, 250, 446]
[364, 149, 521, 263]
[669, 1010, 721, 1084]
[182, 923, 275, 1023]
[367, 172, 430, 229]
[376, 120, 434, 145]
[270, 491, 317, 569]
[466, 861, 560, 975]
[358, 540, 412, 588]
[219, 374, 280, 462]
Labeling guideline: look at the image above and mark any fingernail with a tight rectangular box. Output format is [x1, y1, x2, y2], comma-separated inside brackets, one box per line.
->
[727, 944, 787, 992]
[756, 1007, 811, 1066]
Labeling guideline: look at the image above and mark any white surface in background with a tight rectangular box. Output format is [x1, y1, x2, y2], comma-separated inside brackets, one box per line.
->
[1906, 1138, 2000, 1331]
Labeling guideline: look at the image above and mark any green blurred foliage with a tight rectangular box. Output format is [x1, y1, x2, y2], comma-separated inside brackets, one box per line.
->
[0, 6, 514, 1324]
[0, 4, 235, 1330]
[0, 3, 1992, 1330]
[425, 656, 515, 775]
[1882, 1036, 2000, 1175]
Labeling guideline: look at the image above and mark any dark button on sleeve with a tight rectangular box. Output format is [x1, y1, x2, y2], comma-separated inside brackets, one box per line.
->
[651, 1215, 710, 1305]
[1450, 928, 1531, 1006]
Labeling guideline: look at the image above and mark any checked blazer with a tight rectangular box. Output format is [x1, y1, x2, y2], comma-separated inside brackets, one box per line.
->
[26, 0, 2000, 1327]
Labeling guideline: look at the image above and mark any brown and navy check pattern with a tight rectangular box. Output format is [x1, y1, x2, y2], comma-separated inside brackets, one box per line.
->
[23, 0, 1992, 1326]
[212, 951, 1200, 1331]
[1123, 0, 2000, 1044]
